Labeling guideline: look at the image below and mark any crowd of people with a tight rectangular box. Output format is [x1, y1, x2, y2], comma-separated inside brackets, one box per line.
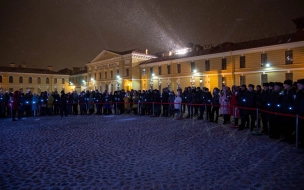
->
[0, 78, 303, 147]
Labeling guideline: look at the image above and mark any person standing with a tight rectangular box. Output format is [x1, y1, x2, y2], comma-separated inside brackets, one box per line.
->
[239, 84, 258, 131]
[220, 86, 231, 124]
[11, 91, 20, 121]
[32, 93, 38, 116]
[210, 88, 220, 123]
[174, 92, 182, 120]
[295, 79, 304, 147]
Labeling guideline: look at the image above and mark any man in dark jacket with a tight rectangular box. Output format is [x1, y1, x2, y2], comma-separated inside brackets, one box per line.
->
[239, 84, 258, 131]
[295, 79, 304, 147]
[280, 80, 296, 142]
[259, 83, 270, 133]
[268, 82, 283, 139]
[161, 88, 169, 117]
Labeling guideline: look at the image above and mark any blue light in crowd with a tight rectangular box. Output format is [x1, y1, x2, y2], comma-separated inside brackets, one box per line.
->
[289, 107, 292, 110]
[243, 99, 246, 102]
[267, 103, 270, 106]
[33, 102, 36, 104]
[277, 104, 280, 107]
[26, 101, 29, 104]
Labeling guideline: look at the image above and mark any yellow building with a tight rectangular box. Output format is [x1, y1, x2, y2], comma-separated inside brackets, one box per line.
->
[70, 17, 304, 93]
[70, 50, 156, 93]
[0, 63, 71, 94]
[138, 18, 304, 91]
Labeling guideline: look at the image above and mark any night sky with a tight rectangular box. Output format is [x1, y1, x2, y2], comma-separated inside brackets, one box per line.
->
[1, 0, 303, 71]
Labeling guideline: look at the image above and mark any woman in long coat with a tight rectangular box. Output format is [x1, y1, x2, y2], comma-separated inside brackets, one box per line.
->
[220, 86, 231, 124]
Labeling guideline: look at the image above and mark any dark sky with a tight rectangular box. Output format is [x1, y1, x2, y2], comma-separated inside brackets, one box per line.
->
[1, 0, 303, 71]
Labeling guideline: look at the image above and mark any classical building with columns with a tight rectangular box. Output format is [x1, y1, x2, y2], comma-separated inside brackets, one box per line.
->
[0, 63, 71, 94]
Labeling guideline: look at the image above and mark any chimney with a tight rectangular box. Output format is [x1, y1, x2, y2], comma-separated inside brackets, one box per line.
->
[292, 17, 304, 40]
[10, 63, 15, 68]
[145, 49, 148, 54]
[48, 66, 53, 71]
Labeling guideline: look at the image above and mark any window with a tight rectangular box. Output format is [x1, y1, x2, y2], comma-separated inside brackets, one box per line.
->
[142, 68, 146, 76]
[9, 76, 13, 83]
[240, 56, 245, 68]
[0, 75, 2, 83]
[150, 67, 153, 76]
[54, 78, 57, 84]
[99, 72, 101, 80]
[222, 58, 227, 70]
[240, 76, 246, 86]
[19, 76, 23, 83]
[190, 61, 195, 72]
[177, 64, 181, 73]
[28, 77, 32, 84]
[126, 68, 129, 76]
[205, 60, 210, 71]
[285, 50, 293, 65]
[285, 73, 293, 81]
[37, 77, 41, 84]
[222, 77, 226, 86]
[105, 72, 107, 79]
[167, 65, 171, 74]
[110, 71, 113, 78]
[158, 66, 162, 75]
[46, 77, 49, 84]
[261, 74, 268, 85]
[261, 53, 267, 66]
[62, 78, 65, 84]
[105, 84, 108, 91]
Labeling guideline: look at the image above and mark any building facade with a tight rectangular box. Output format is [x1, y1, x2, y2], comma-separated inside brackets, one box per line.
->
[69, 50, 157, 93]
[0, 63, 70, 94]
[71, 18, 304, 92]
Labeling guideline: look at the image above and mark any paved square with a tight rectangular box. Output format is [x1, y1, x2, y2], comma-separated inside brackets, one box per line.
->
[1, 115, 304, 189]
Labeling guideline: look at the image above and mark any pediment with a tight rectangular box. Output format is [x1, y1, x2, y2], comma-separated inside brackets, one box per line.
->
[90, 50, 120, 63]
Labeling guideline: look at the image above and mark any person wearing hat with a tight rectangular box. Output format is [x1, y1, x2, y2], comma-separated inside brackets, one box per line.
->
[295, 79, 304, 147]
[268, 82, 283, 139]
[259, 82, 270, 133]
[268, 82, 274, 93]
[280, 80, 297, 142]
[238, 84, 258, 131]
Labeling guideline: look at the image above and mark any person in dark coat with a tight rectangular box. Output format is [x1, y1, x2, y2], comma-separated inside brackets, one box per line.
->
[11, 91, 20, 121]
[210, 88, 220, 123]
[238, 84, 258, 130]
[295, 79, 304, 147]
[268, 82, 284, 139]
[280, 80, 296, 142]
[162, 88, 169, 117]
[60, 91, 68, 117]
[259, 83, 270, 133]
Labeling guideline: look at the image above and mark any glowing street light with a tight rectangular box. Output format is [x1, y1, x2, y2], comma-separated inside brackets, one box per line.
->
[193, 69, 197, 73]
[152, 73, 155, 77]
[265, 63, 271, 67]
